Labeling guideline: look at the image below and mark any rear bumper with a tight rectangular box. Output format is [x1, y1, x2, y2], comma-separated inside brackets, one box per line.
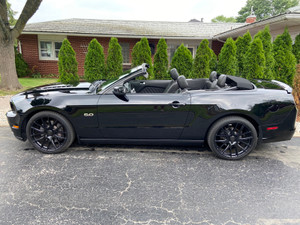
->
[6, 110, 26, 141]
[261, 107, 297, 143]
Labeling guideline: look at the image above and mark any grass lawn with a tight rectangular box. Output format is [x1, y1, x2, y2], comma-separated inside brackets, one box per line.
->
[0, 78, 58, 96]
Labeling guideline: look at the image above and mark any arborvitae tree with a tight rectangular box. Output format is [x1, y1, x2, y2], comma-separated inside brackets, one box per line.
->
[236, 31, 252, 77]
[244, 38, 266, 79]
[273, 28, 297, 85]
[254, 26, 275, 79]
[170, 44, 193, 78]
[84, 38, 106, 82]
[209, 49, 218, 72]
[293, 33, 300, 64]
[153, 38, 168, 79]
[131, 41, 140, 67]
[193, 39, 211, 78]
[107, 37, 123, 80]
[131, 38, 153, 77]
[138, 38, 153, 77]
[217, 38, 237, 75]
[58, 39, 79, 86]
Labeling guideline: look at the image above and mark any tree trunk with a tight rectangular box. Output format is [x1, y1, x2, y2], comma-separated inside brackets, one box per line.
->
[0, 40, 22, 90]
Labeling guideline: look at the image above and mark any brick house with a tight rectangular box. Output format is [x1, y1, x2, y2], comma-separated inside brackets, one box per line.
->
[18, 6, 300, 76]
[18, 19, 243, 76]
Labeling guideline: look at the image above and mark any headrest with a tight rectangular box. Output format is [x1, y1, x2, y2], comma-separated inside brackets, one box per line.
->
[209, 71, 217, 82]
[177, 75, 189, 89]
[217, 74, 227, 88]
[170, 68, 179, 80]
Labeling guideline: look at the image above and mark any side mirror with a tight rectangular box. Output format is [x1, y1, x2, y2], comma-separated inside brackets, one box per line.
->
[113, 86, 129, 102]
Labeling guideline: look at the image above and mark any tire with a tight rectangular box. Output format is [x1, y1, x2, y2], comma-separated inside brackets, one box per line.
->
[26, 111, 75, 154]
[207, 116, 257, 160]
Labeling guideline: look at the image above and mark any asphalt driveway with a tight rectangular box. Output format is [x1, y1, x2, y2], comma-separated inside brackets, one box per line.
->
[0, 127, 300, 224]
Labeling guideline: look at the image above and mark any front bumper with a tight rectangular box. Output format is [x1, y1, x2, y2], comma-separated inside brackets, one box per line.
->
[6, 110, 26, 141]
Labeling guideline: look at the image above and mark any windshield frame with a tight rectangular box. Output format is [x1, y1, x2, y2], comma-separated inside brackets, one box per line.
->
[98, 64, 149, 94]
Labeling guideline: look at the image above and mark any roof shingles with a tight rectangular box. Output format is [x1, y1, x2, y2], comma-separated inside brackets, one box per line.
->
[23, 18, 245, 39]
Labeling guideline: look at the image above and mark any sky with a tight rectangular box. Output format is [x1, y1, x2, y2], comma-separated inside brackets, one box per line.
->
[9, 0, 248, 23]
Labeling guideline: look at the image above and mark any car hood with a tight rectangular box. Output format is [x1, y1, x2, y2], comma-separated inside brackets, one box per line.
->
[23, 82, 91, 95]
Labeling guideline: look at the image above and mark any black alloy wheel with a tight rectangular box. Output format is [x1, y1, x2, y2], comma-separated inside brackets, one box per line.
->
[207, 116, 257, 160]
[26, 111, 75, 154]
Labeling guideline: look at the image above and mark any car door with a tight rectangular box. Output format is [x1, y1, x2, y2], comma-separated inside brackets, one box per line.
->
[97, 92, 191, 139]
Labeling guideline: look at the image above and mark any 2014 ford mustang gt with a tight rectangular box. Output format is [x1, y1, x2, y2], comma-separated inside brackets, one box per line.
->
[6, 63, 297, 160]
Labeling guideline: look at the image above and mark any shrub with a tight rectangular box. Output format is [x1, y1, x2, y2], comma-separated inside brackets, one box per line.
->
[193, 39, 211, 78]
[15, 48, 29, 77]
[84, 38, 106, 82]
[217, 38, 237, 75]
[254, 26, 275, 79]
[293, 33, 300, 64]
[244, 38, 266, 79]
[273, 28, 297, 85]
[131, 38, 153, 77]
[58, 39, 79, 86]
[131, 41, 140, 67]
[293, 64, 300, 112]
[235, 31, 251, 77]
[106, 37, 123, 80]
[153, 38, 168, 79]
[209, 49, 218, 72]
[170, 44, 193, 78]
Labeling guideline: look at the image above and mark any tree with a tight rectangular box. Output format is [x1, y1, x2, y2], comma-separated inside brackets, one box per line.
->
[236, 0, 298, 22]
[235, 31, 252, 77]
[84, 38, 106, 82]
[170, 44, 193, 78]
[193, 39, 211, 78]
[131, 38, 153, 77]
[0, 0, 42, 90]
[244, 38, 266, 79]
[293, 33, 300, 64]
[209, 49, 218, 72]
[6, 1, 17, 25]
[211, 15, 237, 23]
[217, 38, 237, 75]
[58, 39, 79, 86]
[131, 41, 140, 67]
[153, 38, 168, 79]
[273, 28, 297, 85]
[254, 26, 275, 79]
[106, 37, 123, 80]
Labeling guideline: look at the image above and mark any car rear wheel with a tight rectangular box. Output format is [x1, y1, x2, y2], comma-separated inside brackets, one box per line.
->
[207, 116, 257, 160]
[26, 111, 75, 154]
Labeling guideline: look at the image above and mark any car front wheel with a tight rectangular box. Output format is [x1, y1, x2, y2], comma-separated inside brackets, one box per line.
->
[26, 111, 75, 154]
[207, 116, 258, 160]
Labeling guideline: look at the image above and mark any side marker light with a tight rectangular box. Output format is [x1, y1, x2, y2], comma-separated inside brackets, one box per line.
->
[267, 127, 278, 131]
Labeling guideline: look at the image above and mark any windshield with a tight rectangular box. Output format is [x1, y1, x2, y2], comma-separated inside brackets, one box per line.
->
[98, 66, 143, 92]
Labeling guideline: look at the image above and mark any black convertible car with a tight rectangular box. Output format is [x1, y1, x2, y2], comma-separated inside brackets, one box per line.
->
[7, 64, 297, 160]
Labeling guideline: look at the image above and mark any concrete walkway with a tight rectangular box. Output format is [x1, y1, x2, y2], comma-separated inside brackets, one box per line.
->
[1, 95, 300, 136]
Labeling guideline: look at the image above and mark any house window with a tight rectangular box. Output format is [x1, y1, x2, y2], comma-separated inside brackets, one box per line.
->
[188, 47, 195, 57]
[39, 40, 63, 60]
[120, 43, 130, 64]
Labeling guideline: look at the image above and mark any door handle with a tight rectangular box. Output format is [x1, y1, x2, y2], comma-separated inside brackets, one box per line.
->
[169, 101, 185, 108]
[140, 82, 145, 85]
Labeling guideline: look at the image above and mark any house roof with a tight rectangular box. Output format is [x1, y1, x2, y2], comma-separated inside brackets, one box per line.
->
[213, 12, 300, 40]
[22, 18, 245, 39]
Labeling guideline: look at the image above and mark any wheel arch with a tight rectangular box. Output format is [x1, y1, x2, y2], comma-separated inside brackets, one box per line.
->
[21, 107, 76, 140]
[205, 112, 261, 142]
